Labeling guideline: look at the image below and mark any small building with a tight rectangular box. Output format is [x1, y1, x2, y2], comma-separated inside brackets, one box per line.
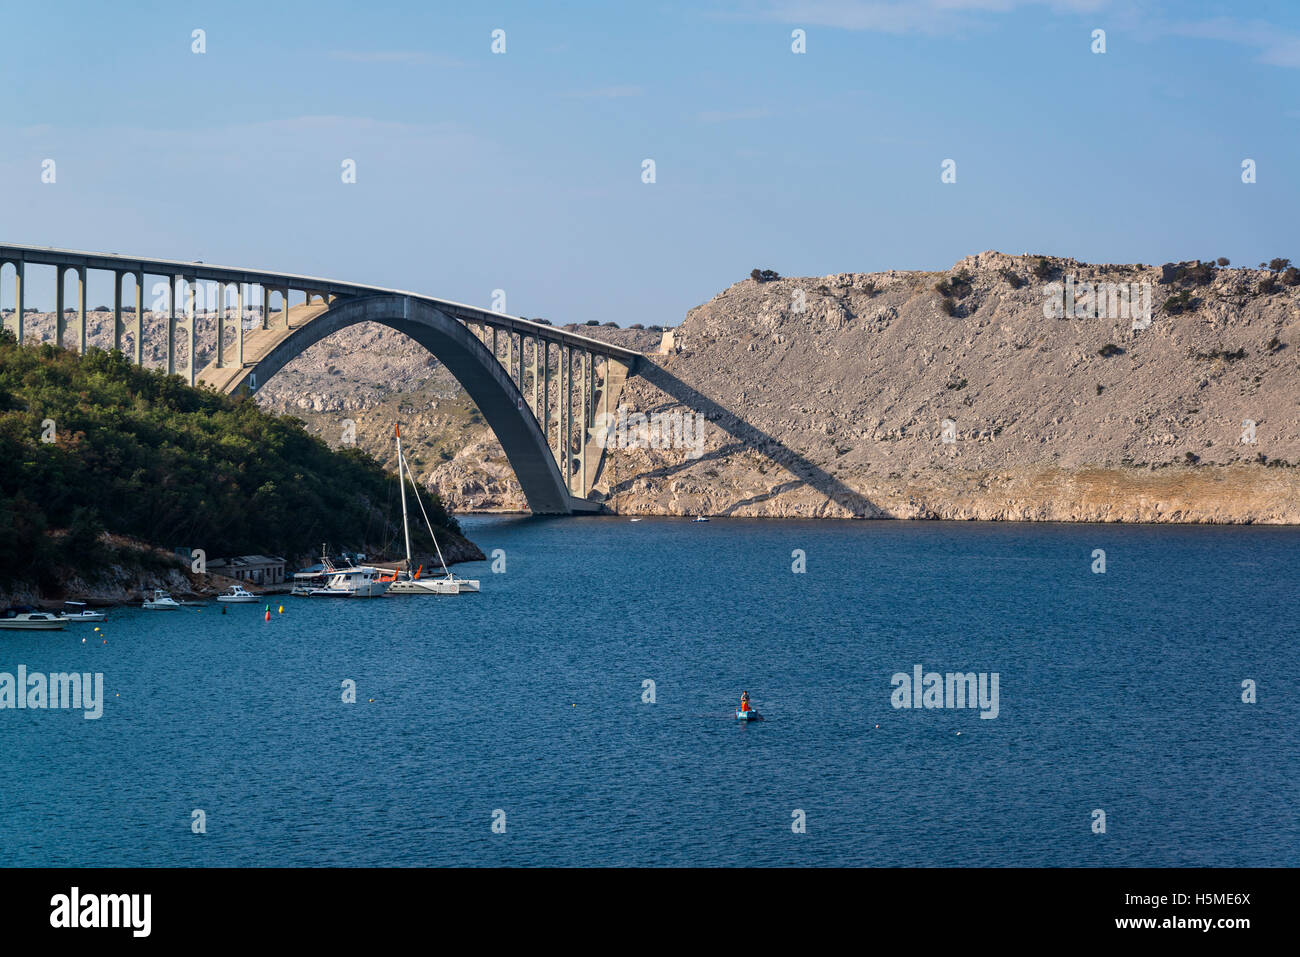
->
[208, 555, 287, 585]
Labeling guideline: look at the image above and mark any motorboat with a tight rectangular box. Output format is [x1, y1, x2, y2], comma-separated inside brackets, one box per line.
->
[216, 585, 258, 603]
[0, 609, 67, 631]
[292, 548, 390, 598]
[736, 709, 763, 722]
[693, 516, 710, 523]
[142, 589, 182, 610]
[384, 426, 480, 596]
[61, 601, 106, 622]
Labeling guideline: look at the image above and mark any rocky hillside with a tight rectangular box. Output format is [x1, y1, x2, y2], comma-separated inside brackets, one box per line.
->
[18, 252, 1300, 523]
[601, 252, 1300, 521]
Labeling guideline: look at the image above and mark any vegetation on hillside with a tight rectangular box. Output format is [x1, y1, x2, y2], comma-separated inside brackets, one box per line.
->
[0, 333, 468, 588]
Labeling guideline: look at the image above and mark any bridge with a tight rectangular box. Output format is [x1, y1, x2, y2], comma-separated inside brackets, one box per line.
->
[0, 243, 642, 515]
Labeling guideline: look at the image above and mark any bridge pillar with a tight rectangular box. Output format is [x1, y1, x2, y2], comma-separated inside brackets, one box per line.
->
[185, 277, 196, 386]
[133, 271, 143, 366]
[528, 336, 536, 416]
[167, 275, 179, 375]
[11, 260, 23, 345]
[262, 287, 270, 330]
[215, 281, 225, 370]
[281, 287, 290, 329]
[580, 350, 588, 496]
[562, 347, 570, 491]
[542, 340, 551, 461]
[75, 266, 86, 354]
[236, 283, 244, 367]
[55, 266, 66, 348]
[112, 271, 123, 353]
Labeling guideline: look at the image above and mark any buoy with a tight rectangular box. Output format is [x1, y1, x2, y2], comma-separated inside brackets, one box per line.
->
[264, 610, 270, 622]
[278, 605, 283, 614]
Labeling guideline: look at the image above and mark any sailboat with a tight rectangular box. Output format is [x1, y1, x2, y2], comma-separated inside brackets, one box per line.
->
[386, 426, 480, 595]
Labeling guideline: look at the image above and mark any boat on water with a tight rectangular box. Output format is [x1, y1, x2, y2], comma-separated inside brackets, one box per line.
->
[385, 425, 480, 596]
[292, 547, 391, 598]
[61, 601, 106, 622]
[0, 607, 67, 631]
[736, 709, 762, 721]
[693, 516, 710, 523]
[216, 585, 258, 603]
[142, 589, 182, 610]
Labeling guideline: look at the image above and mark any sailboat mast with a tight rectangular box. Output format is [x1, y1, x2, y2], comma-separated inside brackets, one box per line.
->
[395, 425, 413, 574]
[401, 448, 451, 578]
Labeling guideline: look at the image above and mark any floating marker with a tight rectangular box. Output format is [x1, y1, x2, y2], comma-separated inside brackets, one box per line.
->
[264, 610, 270, 622]
[278, 605, 284, 614]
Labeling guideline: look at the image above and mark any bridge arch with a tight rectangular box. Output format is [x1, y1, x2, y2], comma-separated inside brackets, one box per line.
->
[217, 294, 578, 515]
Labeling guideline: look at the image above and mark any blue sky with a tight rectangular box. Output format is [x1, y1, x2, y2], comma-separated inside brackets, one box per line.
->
[3, 1, 1298, 323]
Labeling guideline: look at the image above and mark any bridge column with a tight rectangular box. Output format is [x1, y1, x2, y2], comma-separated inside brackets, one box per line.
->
[215, 282, 225, 369]
[262, 287, 270, 330]
[282, 287, 290, 329]
[542, 341, 551, 461]
[55, 266, 66, 348]
[562, 346, 571, 493]
[76, 266, 86, 354]
[168, 275, 179, 375]
[12, 260, 23, 345]
[112, 271, 123, 353]
[185, 277, 196, 386]
[531, 336, 539, 416]
[236, 283, 244, 367]
[580, 350, 589, 496]
[133, 271, 143, 366]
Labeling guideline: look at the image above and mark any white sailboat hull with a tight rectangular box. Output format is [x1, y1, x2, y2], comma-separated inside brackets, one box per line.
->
[387, 576, 480, 595]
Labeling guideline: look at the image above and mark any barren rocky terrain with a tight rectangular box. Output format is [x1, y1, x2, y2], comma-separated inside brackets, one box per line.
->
[16, 251, 1300, 522]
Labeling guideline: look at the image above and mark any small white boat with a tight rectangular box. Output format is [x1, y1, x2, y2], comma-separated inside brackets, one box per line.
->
[629, 518, 642, 523]
[736, 709, 762, 722]
[0, 611, 67, 631]
[61, 601, 106, 622]
[693, 516, 710, 523]
[216, 585, 258, 603]
[142, 589, 182, 610]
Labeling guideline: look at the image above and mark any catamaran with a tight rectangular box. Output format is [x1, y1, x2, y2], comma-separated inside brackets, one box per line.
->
[386, 426, 480, 595]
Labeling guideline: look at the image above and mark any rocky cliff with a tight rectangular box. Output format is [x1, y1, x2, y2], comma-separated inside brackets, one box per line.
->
[20, 251, 1300, 522]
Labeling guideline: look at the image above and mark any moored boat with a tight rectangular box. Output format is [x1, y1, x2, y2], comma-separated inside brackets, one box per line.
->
[0, 610, 68, 631]
[292, 547, 390, 598]
[142, 589, 182, 610]
[384, 425, 480, 596]
[61, 601, 106, 622]
[216, 585, 258, 603]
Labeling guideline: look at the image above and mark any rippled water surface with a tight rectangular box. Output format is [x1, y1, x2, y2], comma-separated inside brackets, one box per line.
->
[2, 516, 1296, 866]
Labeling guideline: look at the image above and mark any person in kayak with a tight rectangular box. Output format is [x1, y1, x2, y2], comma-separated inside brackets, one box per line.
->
[740, 691, 751, 712]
